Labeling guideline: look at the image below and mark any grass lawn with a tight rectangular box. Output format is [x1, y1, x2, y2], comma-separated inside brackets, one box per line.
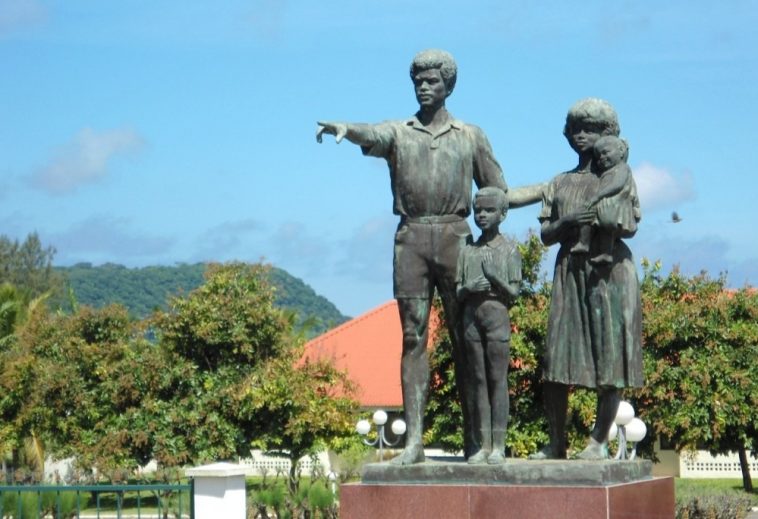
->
[676, 478, 758, 507]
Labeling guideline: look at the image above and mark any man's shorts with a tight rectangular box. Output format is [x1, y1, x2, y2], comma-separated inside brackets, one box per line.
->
[393, 215, 471, 299]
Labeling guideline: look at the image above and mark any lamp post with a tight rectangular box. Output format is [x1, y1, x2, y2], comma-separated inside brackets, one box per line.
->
[612, 401, 647, 460]
[356, 410, 406, 462]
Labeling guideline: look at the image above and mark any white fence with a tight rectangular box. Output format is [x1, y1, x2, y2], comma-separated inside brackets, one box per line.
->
[237, 450, 331, 477]
[678, 451, 758, 479]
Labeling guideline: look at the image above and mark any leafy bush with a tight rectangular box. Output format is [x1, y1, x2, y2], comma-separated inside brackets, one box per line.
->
[0, 490, 89, 519]
[248, 469, 338, 519]
[675, 494, 752, 519]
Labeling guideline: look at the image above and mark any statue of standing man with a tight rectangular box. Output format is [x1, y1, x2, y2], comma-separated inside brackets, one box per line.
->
[317, 49, 508, 464]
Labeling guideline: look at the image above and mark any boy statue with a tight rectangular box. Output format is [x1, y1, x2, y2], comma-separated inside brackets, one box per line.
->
[456, 187, 521, 465]
[317, 49, 508, 464]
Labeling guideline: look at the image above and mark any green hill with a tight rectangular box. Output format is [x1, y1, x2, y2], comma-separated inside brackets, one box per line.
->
[55, 262, 348, 336]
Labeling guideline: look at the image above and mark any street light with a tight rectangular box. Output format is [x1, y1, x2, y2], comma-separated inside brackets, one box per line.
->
[356, 410, 406, 461]
[612, 401, 647, 460]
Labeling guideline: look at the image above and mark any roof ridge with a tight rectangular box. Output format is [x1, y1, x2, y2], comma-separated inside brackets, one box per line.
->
[305, 300, 397, 346]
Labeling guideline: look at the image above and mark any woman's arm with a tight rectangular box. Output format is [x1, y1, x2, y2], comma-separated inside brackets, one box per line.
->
[540, 210, 595, 246]
[508, 183, 548, 209]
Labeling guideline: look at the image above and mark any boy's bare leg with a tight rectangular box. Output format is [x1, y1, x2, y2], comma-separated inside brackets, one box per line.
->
[487, 338, 510, 464]
[466, 337, 491, 464]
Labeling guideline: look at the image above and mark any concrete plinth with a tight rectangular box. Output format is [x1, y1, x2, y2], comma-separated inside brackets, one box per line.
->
[340, 460, 674, 519]
[186, 462, 247, 519]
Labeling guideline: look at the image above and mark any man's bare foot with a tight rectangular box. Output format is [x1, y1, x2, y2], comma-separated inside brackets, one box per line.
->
[576, 438, 609, 460]
[390, 444, 425, 465]
[467, 449, 489, 464]
[487, 450, 506, 465]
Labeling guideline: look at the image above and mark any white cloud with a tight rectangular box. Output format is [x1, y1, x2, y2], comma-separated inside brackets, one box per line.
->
[246, 0, 286, 42]
[336, 216, 395, 282]
[632, 232, 757, 287]
[632, 162, 695, 212]
[0, 0, 47, 35]
[193, 219, 263, 261]
[271, 222, 332, 274]
[31, 128, 145, 194]
[51, 215, 174, 264]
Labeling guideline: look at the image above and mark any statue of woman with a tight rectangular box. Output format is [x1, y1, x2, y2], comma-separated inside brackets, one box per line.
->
[528, 98, 643, 459]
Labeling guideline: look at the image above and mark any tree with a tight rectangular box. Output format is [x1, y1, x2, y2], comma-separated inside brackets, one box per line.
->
[0, 283, 53, 480]
[0, 233, 62, 302]
[1, 262, 358, 479]
[635, 260, 758, 491]
[238, 354, 356, 492]
[0, 303, 139, 476]
[149, 262, 357, 468]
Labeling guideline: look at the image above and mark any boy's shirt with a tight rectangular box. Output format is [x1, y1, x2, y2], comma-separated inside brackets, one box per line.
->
[456, 234, 522, 301]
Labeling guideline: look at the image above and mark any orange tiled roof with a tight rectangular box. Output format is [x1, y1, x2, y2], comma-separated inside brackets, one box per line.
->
[303, 301, 440, 409]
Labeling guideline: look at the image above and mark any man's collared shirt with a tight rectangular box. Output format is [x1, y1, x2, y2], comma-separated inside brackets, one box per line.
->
[361, 111, 507, 218]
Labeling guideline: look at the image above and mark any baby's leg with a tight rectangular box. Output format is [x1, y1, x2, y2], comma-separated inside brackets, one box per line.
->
[571, 224, 593, 254]
[590, 229, 615, 265]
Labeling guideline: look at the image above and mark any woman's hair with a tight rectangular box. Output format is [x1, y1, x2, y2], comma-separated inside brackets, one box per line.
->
[563, 98, 620, 138]
[410, 49, 457, 93]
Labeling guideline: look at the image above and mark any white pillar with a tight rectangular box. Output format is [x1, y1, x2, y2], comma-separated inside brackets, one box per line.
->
[186, 462, 247, 519]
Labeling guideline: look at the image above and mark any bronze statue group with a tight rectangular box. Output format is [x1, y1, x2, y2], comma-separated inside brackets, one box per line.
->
[318, 49, 642, 465]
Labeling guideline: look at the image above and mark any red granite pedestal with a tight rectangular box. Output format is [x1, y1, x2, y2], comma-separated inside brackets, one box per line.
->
[340, 472, 674, 519]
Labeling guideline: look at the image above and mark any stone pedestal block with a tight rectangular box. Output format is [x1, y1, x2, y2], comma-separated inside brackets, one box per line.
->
[340, 460, 674, 519]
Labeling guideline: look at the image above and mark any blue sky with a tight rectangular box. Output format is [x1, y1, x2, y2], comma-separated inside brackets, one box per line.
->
[2, 0, 757, 317]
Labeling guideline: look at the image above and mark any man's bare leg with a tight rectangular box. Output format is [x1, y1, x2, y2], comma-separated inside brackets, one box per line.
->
[391, 297, 431, 465]
[439, 288, 477, 458]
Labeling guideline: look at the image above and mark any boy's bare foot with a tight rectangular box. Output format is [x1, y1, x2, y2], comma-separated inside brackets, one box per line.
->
[467, 449, 489, 464]
[487, 450, 506, 465]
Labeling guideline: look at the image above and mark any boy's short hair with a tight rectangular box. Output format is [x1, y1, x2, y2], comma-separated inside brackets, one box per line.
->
[594, 135, 629, 162]
[563, 98, 620, 138]
[410, 49, 457, 93]
[474, 186, 509, 213]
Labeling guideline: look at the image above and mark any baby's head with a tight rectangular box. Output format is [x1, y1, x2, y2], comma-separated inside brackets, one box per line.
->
[473, 187, 508, 231]
[593, 135, 628, 170]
